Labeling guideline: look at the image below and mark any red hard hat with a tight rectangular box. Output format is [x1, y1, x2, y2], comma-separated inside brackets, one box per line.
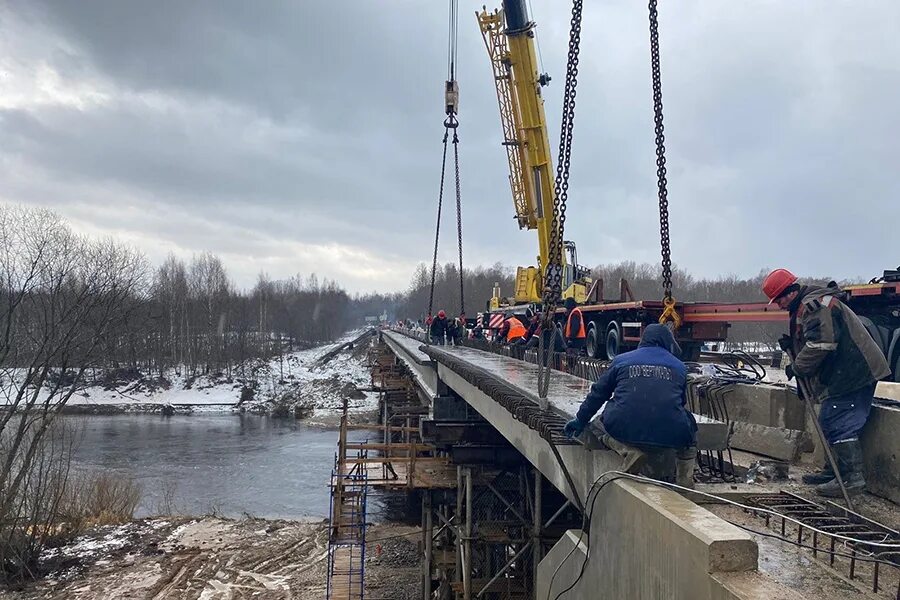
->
[438, 310, 446, 318]
[762, 268, 798, 304]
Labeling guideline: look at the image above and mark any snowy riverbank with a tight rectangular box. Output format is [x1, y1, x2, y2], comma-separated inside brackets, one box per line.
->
[4, 330, 379, 422]
[0, 516, 421, 600]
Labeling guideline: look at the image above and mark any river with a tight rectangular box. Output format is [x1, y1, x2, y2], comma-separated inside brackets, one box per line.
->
[66, 414, 370, 520]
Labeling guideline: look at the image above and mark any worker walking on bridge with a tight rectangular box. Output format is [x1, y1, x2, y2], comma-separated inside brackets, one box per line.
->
[429, 310, 449, 345]
[763, 268, 890, 497]
[564, 298, 586, 355]
[563, 324, 697, 487]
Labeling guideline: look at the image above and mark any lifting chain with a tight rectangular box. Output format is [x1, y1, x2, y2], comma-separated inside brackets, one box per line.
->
[427, 124, 452, 323]
[648, 0, 681, 329]
[427, 0, 465, 331]
[427, 120, 465, 327]
[538, 0, 583, 401]
[452, 124, 464, 316]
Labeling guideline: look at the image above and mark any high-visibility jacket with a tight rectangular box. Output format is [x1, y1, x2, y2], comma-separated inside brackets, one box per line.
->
[565, 307, 586, 339]
[506, 317, 527, 342]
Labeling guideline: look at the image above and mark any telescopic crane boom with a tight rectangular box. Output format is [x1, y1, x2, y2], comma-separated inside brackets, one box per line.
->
[478, 0, 591, 309]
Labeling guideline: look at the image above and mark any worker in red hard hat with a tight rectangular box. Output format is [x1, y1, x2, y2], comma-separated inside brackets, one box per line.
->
[762, 268, 890, 497]
[429, 310, 449, 345]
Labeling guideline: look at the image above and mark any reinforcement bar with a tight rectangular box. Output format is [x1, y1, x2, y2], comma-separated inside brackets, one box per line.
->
[420, 344, 577, 447]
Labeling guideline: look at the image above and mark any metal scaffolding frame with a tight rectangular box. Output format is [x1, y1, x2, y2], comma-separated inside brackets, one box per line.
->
[419, 465, 578, 600]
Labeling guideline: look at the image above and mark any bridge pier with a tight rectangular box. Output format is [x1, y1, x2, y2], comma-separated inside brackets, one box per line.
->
[419, 460, 577, 599]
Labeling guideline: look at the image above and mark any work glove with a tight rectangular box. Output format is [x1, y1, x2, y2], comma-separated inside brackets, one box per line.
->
[563, 418, 586, 439]
[784, 364, 795, 381]
[777, 335, 793, 353]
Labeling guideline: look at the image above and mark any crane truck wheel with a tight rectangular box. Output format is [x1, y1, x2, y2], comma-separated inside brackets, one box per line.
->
[585, 322, 602, 359]
[606, 323, 621, 360]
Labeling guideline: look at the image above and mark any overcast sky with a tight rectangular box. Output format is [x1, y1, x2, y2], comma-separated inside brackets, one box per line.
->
[2, 1, 898, 294]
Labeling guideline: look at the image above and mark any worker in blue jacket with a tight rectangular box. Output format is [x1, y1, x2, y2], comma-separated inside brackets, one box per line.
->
[564, 324, 697, 486]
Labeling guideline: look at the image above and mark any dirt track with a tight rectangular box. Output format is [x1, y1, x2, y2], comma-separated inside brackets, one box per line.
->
[1, 517, 420, 600]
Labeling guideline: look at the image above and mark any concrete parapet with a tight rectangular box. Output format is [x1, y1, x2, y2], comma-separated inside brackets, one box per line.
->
[721, 383, 806, 431]
[876, 381, 900, 401]
[861, 403, 900, 504]
[537, 479, 760, 600]
[729, 422, 811, 462]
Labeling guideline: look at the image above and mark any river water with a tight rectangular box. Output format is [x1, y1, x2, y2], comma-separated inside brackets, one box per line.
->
[67, 414, 369, 520]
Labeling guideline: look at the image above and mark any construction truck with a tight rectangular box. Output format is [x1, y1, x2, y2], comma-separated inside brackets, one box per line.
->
[475, 3, 900, 376]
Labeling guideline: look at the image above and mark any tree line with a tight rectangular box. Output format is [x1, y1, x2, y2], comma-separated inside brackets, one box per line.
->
[0, 205, 366, 382]
[395, 259, 861, 350]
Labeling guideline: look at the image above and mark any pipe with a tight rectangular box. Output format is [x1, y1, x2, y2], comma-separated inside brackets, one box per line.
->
[502, 0, 529, 33]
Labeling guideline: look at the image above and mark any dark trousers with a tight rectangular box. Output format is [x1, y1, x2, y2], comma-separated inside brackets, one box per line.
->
[568, 337, 586, 354]
[819, 383, 875, 444]
[430, 334, 445, 345]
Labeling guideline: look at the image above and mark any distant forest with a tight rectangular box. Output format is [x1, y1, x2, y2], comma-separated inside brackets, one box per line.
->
[2, 204, 869, 382]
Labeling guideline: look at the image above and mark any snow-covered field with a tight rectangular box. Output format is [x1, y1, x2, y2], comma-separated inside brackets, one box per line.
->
[2, 330, 378, 418]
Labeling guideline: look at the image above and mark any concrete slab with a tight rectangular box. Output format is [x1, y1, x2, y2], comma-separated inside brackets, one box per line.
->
[424, 343, 728, 450]
[729, 422, 811, 462]
[382, 330, 432, 365]
[718, 383, 806, 431]
[381, 330, 438, 400]
[876, 381, 900, 401]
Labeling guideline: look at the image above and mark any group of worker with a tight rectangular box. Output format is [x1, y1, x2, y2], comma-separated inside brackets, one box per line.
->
[427, 310, 466, 346]
[494, 298, 586, 353]
[563, 268, 888, 497]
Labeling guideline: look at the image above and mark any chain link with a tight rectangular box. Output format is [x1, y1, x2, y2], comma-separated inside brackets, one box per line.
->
[452, 127, 464, 316]
[538, 0, 583, 400]
[649, 0, 673, 301]
[543, 0, 583, 311]
[427, 126, 452, 322]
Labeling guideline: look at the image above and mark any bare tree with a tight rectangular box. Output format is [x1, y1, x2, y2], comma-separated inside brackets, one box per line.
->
[0, 205, 148, 581]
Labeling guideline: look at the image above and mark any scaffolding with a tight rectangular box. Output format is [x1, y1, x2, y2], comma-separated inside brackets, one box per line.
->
[327, 424, 369, 599]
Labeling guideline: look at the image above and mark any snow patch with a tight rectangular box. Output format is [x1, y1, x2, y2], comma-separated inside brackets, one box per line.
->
[2, 330, 377, 417]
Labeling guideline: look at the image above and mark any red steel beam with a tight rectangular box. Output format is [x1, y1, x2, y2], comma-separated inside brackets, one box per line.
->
[681, 302, 788, 323]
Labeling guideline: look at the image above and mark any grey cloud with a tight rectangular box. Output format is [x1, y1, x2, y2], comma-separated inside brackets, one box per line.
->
[2, 0, 899, 293]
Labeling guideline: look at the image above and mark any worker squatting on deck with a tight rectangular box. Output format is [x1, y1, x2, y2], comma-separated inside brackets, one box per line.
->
[763, 268, 890, 497]
[563, 324, 697, 487]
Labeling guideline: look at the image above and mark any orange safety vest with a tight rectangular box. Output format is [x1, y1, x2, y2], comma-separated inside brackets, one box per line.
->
[506, 317, 527, 342]
[565, 307, 586, 339]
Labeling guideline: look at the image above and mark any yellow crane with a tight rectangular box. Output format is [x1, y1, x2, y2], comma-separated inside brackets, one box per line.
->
[478, 1, 592, 310]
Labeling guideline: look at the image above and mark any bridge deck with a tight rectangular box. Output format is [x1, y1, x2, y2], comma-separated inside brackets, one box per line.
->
[422, 342, 728, 450]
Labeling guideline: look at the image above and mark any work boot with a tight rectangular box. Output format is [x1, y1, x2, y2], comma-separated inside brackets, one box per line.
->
[601, 434, 648, 474]
[802, 462, 835, 485]
[816, 441, 866, 498]
[676, 447, 696, 490]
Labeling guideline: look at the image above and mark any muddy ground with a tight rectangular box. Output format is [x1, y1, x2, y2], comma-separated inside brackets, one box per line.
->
[1, 517, 421, 600]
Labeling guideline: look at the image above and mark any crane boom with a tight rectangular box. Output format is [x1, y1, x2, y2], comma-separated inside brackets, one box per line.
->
[479, 1, 590, 307]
